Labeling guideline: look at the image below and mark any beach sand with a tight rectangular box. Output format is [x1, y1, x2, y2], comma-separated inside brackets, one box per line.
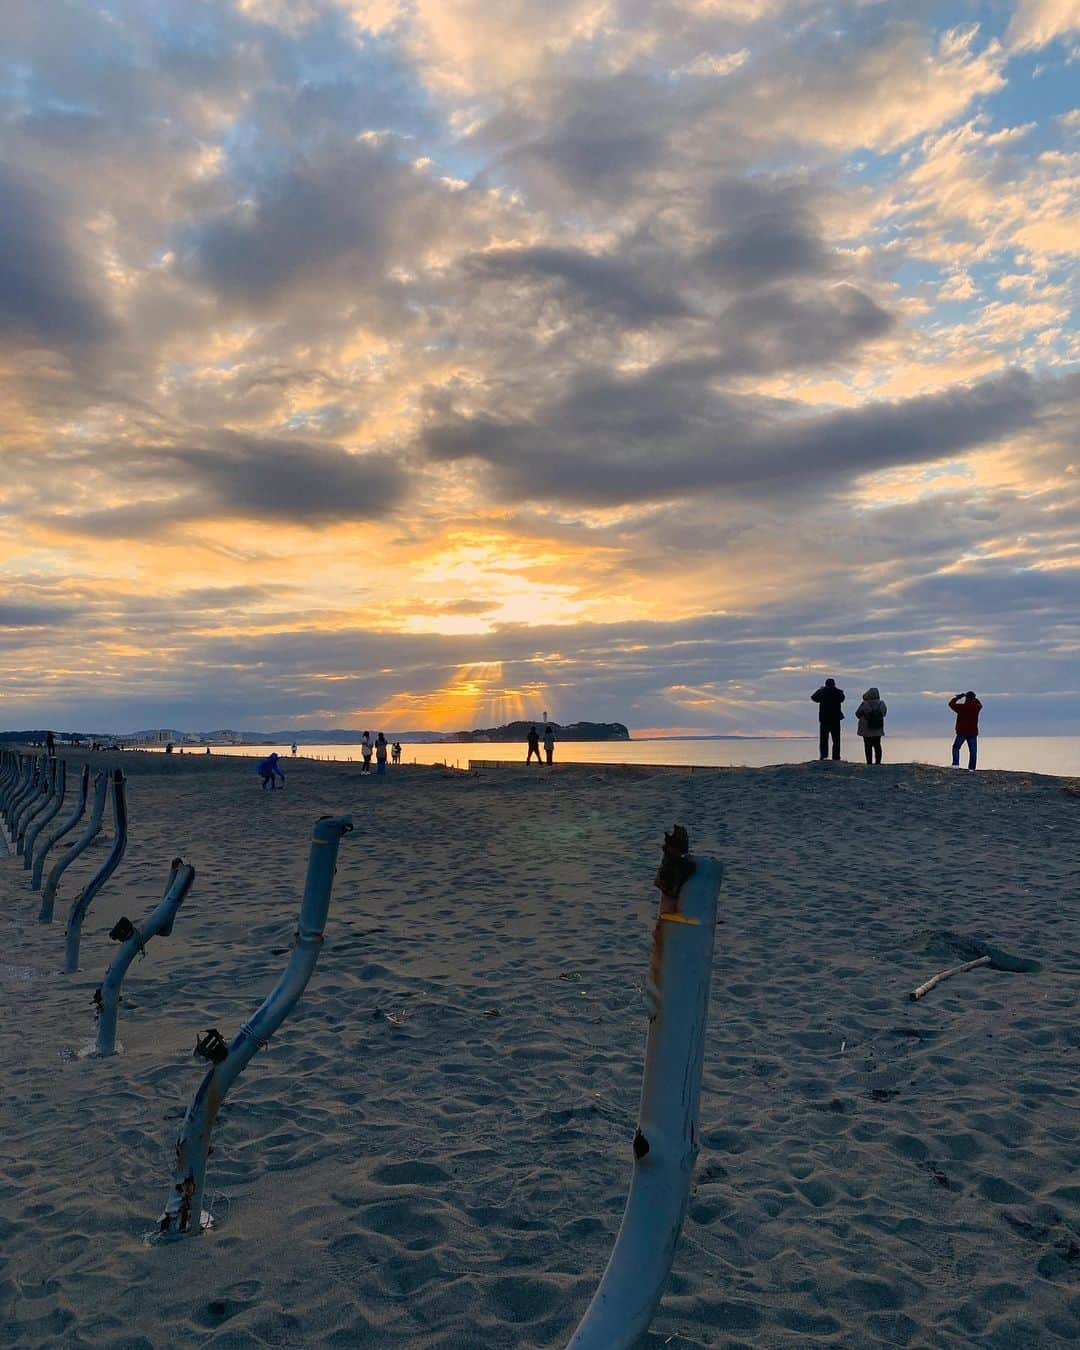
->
[1, 752, 1077, 1348]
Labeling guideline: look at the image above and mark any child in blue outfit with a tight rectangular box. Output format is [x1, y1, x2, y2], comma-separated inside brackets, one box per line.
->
[257, 752, 286, 790]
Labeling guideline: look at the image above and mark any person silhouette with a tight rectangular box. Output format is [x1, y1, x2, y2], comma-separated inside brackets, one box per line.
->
[526, 726, 542, 764]
[811, 678, 845, 760]
[949, 691, 982, 771]
[856, 687, 887, 764]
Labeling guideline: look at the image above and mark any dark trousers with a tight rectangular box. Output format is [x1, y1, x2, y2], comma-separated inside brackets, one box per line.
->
[819, 725, 840, 760]
[863, 736, 882, 764]
[526, 747, 541, 762]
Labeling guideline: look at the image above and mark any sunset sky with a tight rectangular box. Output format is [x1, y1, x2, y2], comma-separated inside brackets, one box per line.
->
[2, 0, 1077, 736]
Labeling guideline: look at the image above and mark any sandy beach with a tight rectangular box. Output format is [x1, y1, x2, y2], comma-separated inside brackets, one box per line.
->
[1, 751, 1077, 1348]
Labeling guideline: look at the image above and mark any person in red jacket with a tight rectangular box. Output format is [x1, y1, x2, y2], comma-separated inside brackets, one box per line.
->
[949, 691, 982, 771]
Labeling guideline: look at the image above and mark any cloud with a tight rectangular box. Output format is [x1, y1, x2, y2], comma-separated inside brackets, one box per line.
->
[1008, 0, 1080, 50]
[464, 245, 692, 323]
[40, 434, 409, 536]
[0, 164, 111, 352]
[425, 366, 1036, 508]
[180, 140, 434, 310]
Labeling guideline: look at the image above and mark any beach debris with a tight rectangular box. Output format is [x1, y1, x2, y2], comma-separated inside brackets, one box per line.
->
[566, 826, 722, 1350]
[39, 771, 109, 923]
[158, 814, 353, 1236]
[64, 770, 128, 973]
[909, 954, 991, 1002]
[194, 1028, 229, 1064]
[94, 858, 195, 1057]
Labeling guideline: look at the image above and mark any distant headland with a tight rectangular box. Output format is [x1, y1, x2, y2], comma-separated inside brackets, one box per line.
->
[440, 721, 630, 743]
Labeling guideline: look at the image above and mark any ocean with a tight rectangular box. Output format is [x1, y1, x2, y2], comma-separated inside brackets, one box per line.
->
[153, 736, 1080, 777]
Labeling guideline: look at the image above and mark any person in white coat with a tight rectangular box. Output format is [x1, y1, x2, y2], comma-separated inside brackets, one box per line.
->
[855, 687, 887, 764]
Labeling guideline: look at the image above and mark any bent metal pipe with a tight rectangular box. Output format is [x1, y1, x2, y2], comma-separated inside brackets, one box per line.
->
[159, 814, 353, 1236]
[32, 764, 90, 891]
[95, 858, 196, 1057]
[39, 771, 108, 923]
[64, 770, 128, 973]
[17, 757, 57, 854]
[566, 826, 722, 1350]
[23, 759, 66, 868]
[4, 755, 34, 826]
[13, 756, 42, 828]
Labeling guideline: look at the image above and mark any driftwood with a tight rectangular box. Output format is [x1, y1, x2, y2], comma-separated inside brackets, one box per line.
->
[909, 954, 991, 1002]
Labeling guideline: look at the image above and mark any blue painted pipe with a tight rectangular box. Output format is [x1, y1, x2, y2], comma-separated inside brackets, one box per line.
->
[14, 757, 49, 841]
[40, 771, 108, 923]
[16, 757, 53, 845]
[158, 814, 354, 1235]
[8, 756, 41, 832]
[40, 769, 107, 921]
[17, 757, 55, 852]
[32, 764, 90, 891]
[64, 770, 127, 973]
[566, 827, 722, 1350]
[95, 858, 196, 1057]
[2, 755, 30, 823]
[0, 751, 19, 807]
[21, 756, 63, 858]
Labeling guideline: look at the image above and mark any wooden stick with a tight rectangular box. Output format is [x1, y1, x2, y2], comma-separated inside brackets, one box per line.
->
[909, 954, 990, 1002]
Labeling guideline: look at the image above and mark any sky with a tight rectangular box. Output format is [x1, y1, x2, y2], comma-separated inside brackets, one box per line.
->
[1, 0, 1077, 736]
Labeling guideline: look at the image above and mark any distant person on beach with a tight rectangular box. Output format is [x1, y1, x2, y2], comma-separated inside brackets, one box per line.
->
[375, 732, 388, 775]
[543, 725, 555, 764]
[526, 726, 542, 763]
[257, 752, 286, 790]
[811, 678, 845, 760]
[45, 731, 55, 758]
[361, 731, 373, 773]
[392, 741, 402, 765]
[290, 741, 298, 756]
[856, 687, 887, 764]
[949, 691, 982, 771]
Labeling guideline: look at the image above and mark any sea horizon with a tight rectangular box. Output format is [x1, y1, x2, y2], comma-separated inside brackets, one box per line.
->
[136, 735, 1080, 778]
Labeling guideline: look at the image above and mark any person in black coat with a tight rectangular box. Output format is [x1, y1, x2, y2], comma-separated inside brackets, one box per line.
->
[811, 678, 845, 760]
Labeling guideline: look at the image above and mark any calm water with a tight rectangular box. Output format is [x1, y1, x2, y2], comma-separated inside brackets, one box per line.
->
[154, 737, 1080, 777]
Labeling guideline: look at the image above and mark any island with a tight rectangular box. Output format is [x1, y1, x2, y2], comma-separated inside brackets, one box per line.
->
[441, 720, 630, 743]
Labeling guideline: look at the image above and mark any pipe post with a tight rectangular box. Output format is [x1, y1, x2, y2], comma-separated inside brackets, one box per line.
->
[18, 757, 57, 853]
[9, 756, 41, 832]
[94, 858, 196, 1057]
[64, 770, 127, 972]
[566, 826, 722, 1350]
[0, 751, 19, 808]
[22, 759, 66, 867]
[2, 755, 29, 824]
[158, 814, 353, 1235]
[40, 770, 107, 920]
[32, 764, 90, 891]
[14, 756, 50, 844]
